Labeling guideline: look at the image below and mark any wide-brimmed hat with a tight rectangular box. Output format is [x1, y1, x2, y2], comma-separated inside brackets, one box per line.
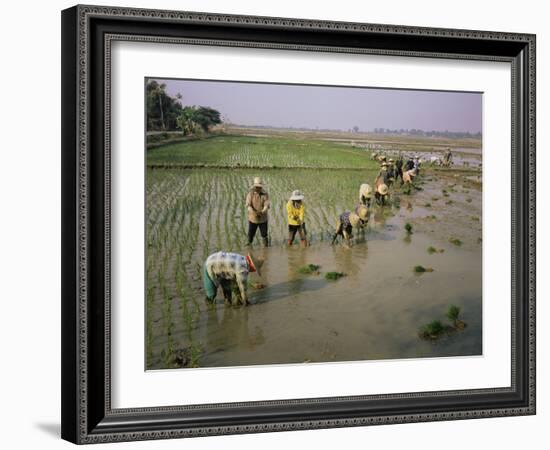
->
[360, 183, 373, 198]
[289, 190, 304, 201]
[356, 205, 369, 221]
[377, 183, 389, 195]
[381, 162, 388, 167]
[349, 212, 361, 228]
[389, 158, 395, 163]
[252, 177, 263, 188]
[247, 253, 264, 277]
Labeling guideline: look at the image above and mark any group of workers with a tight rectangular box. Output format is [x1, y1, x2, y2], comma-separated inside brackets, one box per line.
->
[202, 154, 422, 306]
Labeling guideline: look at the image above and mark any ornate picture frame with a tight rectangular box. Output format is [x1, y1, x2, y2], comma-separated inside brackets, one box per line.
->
[61, 5, 535, 444]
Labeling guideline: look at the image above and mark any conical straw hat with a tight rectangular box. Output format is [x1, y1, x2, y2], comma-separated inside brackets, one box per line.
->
[378, 183, 389, 195]
[349, 212, 361, 228]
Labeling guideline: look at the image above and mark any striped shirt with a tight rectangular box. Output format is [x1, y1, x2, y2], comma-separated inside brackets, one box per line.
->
[205, 251, 249, 300]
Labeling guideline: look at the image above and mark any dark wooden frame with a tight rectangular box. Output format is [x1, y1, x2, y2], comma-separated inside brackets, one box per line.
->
[61, 4, 536, 444]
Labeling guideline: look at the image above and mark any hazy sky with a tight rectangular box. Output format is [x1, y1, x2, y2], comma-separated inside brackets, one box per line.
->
[155, 78, 482, 133]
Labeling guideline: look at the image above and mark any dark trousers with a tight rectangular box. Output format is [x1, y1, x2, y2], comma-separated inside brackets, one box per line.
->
[288, 223, 307, 243]
[248, 221, 268, 243]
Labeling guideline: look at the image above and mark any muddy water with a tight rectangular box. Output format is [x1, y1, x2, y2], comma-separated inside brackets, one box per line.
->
[195, 190, 482, 368]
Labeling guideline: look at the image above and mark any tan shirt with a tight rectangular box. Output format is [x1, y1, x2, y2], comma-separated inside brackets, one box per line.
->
[246, 188, 270, 223]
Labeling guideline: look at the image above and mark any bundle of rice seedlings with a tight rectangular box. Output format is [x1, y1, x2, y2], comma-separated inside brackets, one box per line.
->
[419, 320, 445, 340]
[325, 272, 346, 280]
[298, 264, 321, 274]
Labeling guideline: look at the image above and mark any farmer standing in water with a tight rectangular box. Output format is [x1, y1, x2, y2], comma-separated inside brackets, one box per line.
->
[203, 251, 264, 306]
[286, 190, 308, 247]
[246, 177, 270, 247]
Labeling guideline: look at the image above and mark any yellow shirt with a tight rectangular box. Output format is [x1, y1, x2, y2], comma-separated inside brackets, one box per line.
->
[286, 201, 305, 226]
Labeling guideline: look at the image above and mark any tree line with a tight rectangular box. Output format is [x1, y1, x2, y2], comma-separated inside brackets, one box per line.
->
[371, 128, 482, 139]
[147, 80, 222, 134]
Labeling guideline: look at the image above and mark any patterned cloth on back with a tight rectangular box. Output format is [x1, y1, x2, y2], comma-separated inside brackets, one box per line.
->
[204, 251, 249, 300]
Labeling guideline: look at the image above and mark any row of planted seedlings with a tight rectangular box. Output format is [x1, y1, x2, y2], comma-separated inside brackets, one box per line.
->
[146, 167, 381, 368]
[146, 170, 206, 368]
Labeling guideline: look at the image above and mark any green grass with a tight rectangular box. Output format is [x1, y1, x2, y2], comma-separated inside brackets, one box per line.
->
[147, 135, 379, 169]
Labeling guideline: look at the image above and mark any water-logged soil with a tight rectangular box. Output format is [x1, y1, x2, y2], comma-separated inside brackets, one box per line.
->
[146, 167, 482, 369]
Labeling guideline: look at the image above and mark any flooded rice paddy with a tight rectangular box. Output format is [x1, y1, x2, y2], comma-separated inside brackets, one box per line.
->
[146, 167, 482, 370]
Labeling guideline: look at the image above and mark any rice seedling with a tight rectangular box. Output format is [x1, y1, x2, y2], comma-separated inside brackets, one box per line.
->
[445, 199, 453, 205]
[419, 320, 445, 340]
[413, 265, 434, 273]
[298, 264, 321, 274]
[325, 272, 346, 280]
[404, 222, 413, 234]
[424, 203, 432, 208]
[466, 197, 473, 203]
[446, 304, 466, 329]
[427, 246, 437, 254]
[449, 237, 463, 246]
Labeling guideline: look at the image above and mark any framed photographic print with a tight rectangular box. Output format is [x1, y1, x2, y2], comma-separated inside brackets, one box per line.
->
[61, 4, 536, 444]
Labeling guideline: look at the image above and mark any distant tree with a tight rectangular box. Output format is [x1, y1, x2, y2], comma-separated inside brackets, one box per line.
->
[353, 126, 359, 133]
[176, 106, 222, 135]
[146, 80, 183, 131]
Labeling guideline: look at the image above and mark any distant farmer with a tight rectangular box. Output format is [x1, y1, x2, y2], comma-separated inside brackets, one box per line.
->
[413, 156, 421, 175]
[395, 154, 404, 183]
[359, 183, 373, 207]
[286, 190, 308, 247]
[386, 158, 396, 187]
[374, 167, 390, 206]
[331, 210, 362, 245]
[203, 251, 264, 306]
[405, 156, 415, 172]
[246, 177, 270, 247]
[443, 148, 453, 167]
[374, 182, 390, 206]
[403, 168, 417, 185]
[354, 204, 370, 232]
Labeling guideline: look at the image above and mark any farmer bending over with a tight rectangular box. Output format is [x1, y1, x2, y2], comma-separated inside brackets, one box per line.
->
[286, 190, 308, 247]
[246, 177, 270, 247]
[359, 183, 373, 207]
[331, 211, 362, 245]
[203, 251, 264, 306]
[395, 154, 404, 183]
